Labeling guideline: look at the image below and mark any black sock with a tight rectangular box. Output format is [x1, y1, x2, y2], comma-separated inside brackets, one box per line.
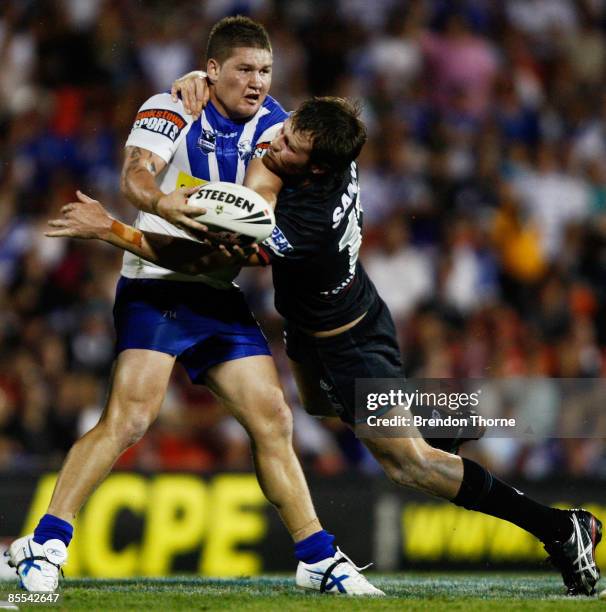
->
[452, 458, 572, 544]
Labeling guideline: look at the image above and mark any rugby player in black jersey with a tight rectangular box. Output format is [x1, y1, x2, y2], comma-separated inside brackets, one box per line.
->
[48, 97, 601, 597]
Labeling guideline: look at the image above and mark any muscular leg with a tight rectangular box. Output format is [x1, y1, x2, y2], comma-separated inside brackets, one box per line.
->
[363, 433, 574, 546]
[48, 349, 176, 521]
[292, 357, 463, 497]
[206, 355, 320, 542]
[293, 362, 573, 545]
[292, 353, 463, 498]
[364, 436, 463, 499]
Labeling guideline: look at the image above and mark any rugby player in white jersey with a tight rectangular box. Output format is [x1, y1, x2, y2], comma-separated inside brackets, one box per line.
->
[8, 17, 381, 596]
[47, 97, 602, 597]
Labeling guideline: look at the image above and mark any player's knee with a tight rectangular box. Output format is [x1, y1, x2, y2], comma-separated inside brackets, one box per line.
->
[268, 390, 293, 440]
[120, 412, 155, 447]
[101, 398, 158, 448]
[248, 387, 293, 443]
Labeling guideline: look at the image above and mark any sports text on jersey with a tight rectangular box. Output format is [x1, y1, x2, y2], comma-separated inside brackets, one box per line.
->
[132, 109, 186, 142]
[320, 271, 355, 296]
[332, 162, 359, 229]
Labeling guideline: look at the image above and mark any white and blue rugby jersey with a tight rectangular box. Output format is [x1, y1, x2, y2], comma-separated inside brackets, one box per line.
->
[121, 92, 287, 286]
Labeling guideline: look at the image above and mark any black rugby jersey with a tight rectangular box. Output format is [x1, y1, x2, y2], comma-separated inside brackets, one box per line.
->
[258, 162, 378, 331]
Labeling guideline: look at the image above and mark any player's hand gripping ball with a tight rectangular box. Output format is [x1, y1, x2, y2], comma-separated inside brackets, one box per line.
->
[188, 182, 275, 244]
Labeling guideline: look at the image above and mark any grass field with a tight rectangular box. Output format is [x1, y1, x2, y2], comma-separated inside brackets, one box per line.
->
[0, 574, 604, 611]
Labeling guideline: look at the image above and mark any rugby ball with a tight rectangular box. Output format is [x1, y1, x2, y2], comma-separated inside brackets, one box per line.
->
[188, 182, 275, 243]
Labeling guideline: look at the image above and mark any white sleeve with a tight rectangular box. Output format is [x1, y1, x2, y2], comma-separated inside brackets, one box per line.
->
[253, 122, 283, 158]
[125, 93, 193, 164]
[258, 121, 283, 144]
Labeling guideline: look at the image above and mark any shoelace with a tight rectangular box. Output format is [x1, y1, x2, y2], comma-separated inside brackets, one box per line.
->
[318, 547, 375, 594]
[570, 516, 599, 580]
[334, 547, 373, 573]
[546, 515, 599, 595]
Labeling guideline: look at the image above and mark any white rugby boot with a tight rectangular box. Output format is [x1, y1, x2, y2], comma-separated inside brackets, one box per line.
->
[6, 535, 67, 592]
[296, 547, 384, 596]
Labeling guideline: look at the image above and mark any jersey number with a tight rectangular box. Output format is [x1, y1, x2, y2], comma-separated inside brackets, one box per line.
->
[338, 190, 362, 275]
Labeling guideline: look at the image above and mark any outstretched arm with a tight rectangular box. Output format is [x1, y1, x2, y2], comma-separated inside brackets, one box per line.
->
[46, 192, 258, 274]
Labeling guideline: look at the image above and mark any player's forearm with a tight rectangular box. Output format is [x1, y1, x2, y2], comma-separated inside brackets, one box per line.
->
[104, 219, 158, 261]
[120, 146, 166, 215]
[120, 167, 164, 215]
[106, 220, 226, 275]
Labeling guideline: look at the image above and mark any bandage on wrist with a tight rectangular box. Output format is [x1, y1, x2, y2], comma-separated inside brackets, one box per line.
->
[111, 219, 143, 247]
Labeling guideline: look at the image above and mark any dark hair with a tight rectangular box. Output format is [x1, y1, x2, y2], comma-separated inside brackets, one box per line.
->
[291, 97, 367, 175]
[206, 16, 272, 64]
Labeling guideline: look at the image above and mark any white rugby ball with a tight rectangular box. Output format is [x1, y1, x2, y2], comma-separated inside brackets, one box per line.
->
[188, 182, 275, 243]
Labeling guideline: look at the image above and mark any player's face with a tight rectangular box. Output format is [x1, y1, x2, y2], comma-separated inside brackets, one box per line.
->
[207, 47, 272, 120]
[263, 119, 314, 177]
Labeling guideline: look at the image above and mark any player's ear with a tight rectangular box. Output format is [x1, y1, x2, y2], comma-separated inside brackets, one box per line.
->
[310, 164, 328, 176]
[206, 58, 220, 82]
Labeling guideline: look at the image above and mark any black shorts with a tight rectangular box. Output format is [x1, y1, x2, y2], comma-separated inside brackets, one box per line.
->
[284, 297, 403, 425]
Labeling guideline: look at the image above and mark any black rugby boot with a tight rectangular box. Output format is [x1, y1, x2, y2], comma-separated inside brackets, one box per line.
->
[544, 509, 602, 596]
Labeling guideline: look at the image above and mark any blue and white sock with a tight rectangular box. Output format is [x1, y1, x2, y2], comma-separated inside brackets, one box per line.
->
[33, 514, 74, 547]
[294, 530, 335, 563]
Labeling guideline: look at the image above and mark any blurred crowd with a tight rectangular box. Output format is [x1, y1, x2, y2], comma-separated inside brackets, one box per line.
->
[2, 0, 606, 479]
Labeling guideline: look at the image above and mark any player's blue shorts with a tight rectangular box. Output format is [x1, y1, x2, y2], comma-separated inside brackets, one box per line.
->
[113, 277, 271, 383]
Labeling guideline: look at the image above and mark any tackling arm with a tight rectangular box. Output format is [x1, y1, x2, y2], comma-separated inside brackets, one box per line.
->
[170, 70, 210, 119]
[241, 157, 283, 265]
[243, 157, 283, 209]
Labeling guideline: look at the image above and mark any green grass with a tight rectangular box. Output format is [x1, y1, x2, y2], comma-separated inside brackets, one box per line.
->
[1, 574, 604, 611]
